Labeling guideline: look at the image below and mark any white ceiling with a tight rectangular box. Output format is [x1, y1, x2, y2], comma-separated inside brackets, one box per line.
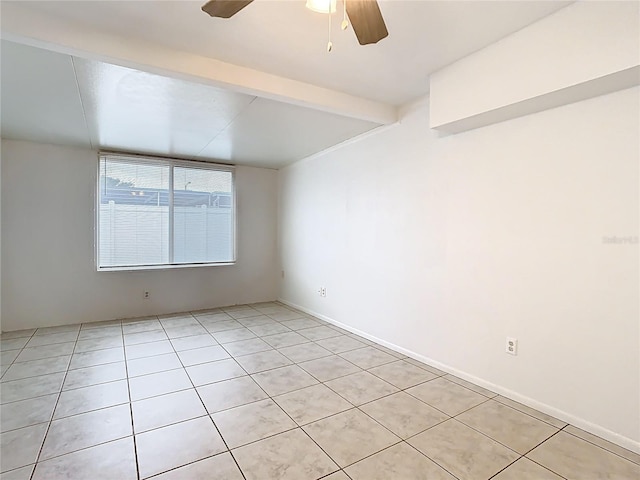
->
[0, 40, 379, 168]
[2, 0, 570, 105]
[0, 0, 572, 168]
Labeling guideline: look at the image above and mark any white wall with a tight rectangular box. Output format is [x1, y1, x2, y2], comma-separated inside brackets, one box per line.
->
[1, 139, 279, 330]
[430, 1, 640, 132]
[278, 87, 640, 449]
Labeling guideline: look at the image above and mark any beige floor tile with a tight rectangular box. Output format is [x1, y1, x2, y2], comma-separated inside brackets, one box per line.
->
[403, 358, 447, 376]
[368, 360, 438, 389]
[316, 336, 366, 354]
[347, 334, 376, 346]
[124, 340, 173, 360]
[170, 334, 217, 352]
[366, 345, 405, 359]
[0, 338, 29, 352]
[222, 305, 251, 312]
[204, 320, 244, 333]
[262, 331, 310, 349]
[32, 437, 136, 480]
[211, 398, 297, 448]
[80, 320, 122, 330]
[406, 377, 488, 416]
[74, 336, 123, 354]
[0, 329, 36, 341]
[0, 423, 48, 472]
[158, 316, 200, 329]
[527, 431, 640, 480]
[299, 355, 361, 382]
[197, 376, 268, 413]
[164, 325, 208, 340]
[212, 328, 257, 343]
[233, 428, 338, 480]
[346, 442, 456, 480]
[248, 322, 292, 337]
[176, 345, 230, 367]
[132, 389, 207, 433]
[2, 356, 70, 382]
[122, 320, 162, 335]
[339, 347, 397, 370]
[136, 416, 226, 479]
[40, 404, 132, 460]
[63, 362, 126, 390]
[251, 364, 318, 396]
[34, 325, 80, 336]
[443, 374, 497, 398]
[0, 464, 34, 480]
[25, 332, 78, 347]
[227, 308, 262, 320]
[494, 396, 567, 429]
[327, 326, 351, 335]
[360, 392, 449, 439]
[223, 338, 272, 356]
[124, 330, 168, 346]
[237, 316, 275, 328]
[234, 350, 292, 374]
[54, 380, 129, 418]
[15, 343, 75, 363]
[0, 394, 57, 433]
[76, 326, 122, 341]
[254, 305, 289, 315]
[321, 472, 350, 480]
[9, 315, 636, 480]
[129, 369, 192, 401]
[564, 425, 640, 465]
[186, 359, 246, 386]
[325, 371, 398, 406]
[456, 400, 558, 454]
[126, 353, 182, 377]
[153, 452, 244, 480]
[267, 311, 306, 322]
[492, 457, 563, 479]
[196, 312, 232, 323]
[298, 326, 343, 341]
[0, 351, 19, 367]
[303, 409, 400, 467]
[274, 384, 353, 425]
[408, 419, 518, 480]
[70, 347, 125, 369]
[278, 343, 332, 363]
[1, 373, 65, 404]
[281, 318, 322, 331]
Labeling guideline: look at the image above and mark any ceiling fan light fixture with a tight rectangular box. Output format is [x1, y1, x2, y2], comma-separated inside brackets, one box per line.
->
[305, 0, 337, 14]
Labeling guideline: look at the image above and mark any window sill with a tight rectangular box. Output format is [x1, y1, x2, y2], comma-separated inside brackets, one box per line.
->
[97, 262, 236, 272]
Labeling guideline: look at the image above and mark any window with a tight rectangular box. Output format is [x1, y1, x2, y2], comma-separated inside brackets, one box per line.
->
[97, 154, 235, 270]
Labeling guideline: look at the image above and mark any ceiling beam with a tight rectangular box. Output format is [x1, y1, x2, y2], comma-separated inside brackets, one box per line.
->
[0, 2, 397, 125]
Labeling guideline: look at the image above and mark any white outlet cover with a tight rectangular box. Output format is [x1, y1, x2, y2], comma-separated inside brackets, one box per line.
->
[506, 337, 518, 355]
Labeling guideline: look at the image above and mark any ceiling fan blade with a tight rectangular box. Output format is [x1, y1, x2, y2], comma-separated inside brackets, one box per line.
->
[201, 0, 254, 18]
[346, 0, 388, 45]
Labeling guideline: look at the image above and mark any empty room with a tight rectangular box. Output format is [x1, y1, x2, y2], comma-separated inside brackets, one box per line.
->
[0, 0, 638, 479]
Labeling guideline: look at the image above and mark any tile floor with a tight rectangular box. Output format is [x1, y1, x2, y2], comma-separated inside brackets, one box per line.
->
[1, 302, 639, 480]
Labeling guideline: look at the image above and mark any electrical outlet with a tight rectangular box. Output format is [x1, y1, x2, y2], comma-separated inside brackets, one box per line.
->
[144, 291, 150, 299]
[318, 287, 326, 297]
[506, 337, 518, 355]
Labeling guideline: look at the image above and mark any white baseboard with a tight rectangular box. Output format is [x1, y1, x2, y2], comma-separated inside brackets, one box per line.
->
[278, 297, 640, 455]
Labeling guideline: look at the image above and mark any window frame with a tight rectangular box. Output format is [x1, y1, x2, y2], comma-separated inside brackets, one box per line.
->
[95, 152, 237, 272]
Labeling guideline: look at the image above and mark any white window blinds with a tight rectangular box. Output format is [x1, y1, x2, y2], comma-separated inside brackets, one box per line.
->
[97, 154, 235, 269]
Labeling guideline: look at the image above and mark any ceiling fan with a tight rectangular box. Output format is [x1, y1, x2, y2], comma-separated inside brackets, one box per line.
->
[201, 0, 389, 47]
